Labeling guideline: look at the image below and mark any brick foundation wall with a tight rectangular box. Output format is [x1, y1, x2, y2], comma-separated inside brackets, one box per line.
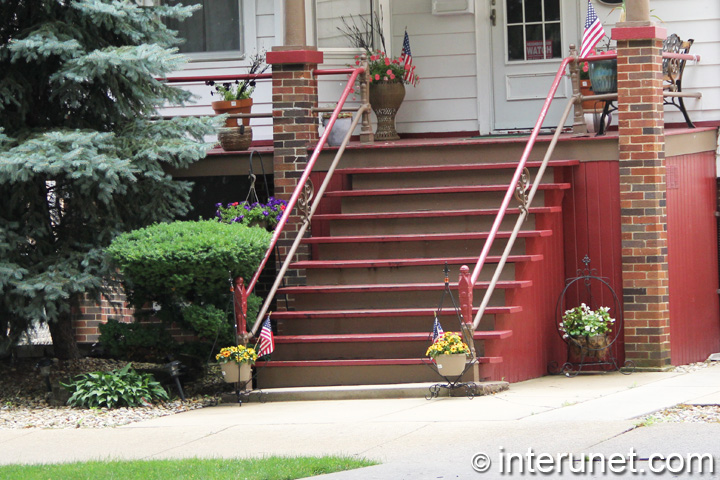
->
[73, 291, 134, 344]
[613, 25, 672, 368]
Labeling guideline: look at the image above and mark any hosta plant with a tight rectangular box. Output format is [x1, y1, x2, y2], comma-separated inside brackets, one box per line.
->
[61, 364, 169, 409]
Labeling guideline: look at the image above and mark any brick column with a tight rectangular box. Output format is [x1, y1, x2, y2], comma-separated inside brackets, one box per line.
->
[612, 25, 671, 369]
[266, 49, 322, 294]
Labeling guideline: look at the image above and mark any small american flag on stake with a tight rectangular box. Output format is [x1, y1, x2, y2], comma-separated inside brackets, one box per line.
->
[400, 29, 417, 85]
[580, 0, 605, 58]
[257, 317, 275, 357]
[431, 316, 444, 343]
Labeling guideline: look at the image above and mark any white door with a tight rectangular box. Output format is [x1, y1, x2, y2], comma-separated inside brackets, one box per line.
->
[491, 0, 579, 131]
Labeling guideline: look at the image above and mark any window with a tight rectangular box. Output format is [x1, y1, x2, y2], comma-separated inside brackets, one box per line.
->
[506, 0, 561, 62]
[163, 0, 242, 57]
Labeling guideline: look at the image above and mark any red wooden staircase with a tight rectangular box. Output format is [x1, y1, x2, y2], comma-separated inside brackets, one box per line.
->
[256, 158, 578, 388]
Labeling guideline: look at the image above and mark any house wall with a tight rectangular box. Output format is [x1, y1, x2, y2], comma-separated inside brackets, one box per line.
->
[666, 150, 720, 364]
[593, 0, 720, 126]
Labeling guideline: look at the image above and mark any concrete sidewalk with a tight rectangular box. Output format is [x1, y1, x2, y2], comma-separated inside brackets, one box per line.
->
[1, 365, 719, 478]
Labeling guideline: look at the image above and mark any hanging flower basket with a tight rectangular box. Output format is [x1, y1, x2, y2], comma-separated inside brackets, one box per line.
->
[434, 353, 468, 376]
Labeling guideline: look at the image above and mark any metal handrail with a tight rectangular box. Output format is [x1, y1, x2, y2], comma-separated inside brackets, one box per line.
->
[468, 55, 574, 330]
[469, 49, 702, 330]
[245, 64, 369, 338]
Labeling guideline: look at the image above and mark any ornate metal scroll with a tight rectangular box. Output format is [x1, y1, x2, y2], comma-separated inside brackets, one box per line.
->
[514, 167, 531, 218]
[297, 178, 315, 223]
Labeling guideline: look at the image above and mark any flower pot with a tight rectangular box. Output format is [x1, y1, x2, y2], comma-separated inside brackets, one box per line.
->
[220, 362, 253, 385]
[588, 59, 617, 94]
[218, 126, 252, 151]
[568, 334, 610, 362]
[434, 353, 467, 377]
[369, 82, 405, 141]
[580, 79, 601, 112]
[211, 98, 253, 127]
[321, 116, 353, 146]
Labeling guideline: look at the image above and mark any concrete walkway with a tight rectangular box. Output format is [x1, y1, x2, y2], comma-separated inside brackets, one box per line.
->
[1, 365, 720, 478]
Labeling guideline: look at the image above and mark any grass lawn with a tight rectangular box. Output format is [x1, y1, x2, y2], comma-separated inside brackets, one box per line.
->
[0, 455, 377, 480]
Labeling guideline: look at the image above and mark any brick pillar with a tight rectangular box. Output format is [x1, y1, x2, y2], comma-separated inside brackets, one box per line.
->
[612, 25, 670, 369]
[266, 49, 323, 297]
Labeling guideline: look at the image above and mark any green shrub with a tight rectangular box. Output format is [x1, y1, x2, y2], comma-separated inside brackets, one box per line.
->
[99, 319, 175, 362]
[61, 364, 169, 409]
[106, 220, 271, 308]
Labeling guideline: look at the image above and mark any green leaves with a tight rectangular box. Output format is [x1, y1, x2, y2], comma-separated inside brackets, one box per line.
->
[61, 363, 169, 409]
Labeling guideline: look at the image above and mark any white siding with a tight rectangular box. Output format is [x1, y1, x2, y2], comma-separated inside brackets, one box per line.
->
[593, 0, 720, 125]
[391, 0, 478, 134]
[160, 0, 274, 141]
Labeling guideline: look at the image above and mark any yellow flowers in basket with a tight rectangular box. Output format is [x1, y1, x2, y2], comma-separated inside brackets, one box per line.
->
[425, 332, 470, 358]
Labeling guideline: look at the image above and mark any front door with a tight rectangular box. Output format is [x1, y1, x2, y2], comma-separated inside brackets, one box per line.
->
[491, 0, 579, 131]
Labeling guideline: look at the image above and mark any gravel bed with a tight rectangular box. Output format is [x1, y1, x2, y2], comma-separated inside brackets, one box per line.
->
[637, 361, 720, 425]
[0, 357, 228, 429]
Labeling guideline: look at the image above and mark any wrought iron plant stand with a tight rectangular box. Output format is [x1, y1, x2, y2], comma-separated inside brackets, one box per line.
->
[425, 264, 481, 399]
[548, 256, 636, 377]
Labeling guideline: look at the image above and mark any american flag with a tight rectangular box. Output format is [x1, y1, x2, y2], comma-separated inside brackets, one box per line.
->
[431, 317, 444, 343]
[257, 317, 275, 357]
[400, 29, 417, 85]
[580, 0, 605, 58]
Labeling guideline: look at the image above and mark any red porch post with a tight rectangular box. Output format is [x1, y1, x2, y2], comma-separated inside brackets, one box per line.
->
[612, 20, 671, 369]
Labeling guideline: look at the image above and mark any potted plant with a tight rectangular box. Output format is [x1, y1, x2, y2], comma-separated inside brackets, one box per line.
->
[320, 109, 354, 146]
[216, 345, 257, 385]
[426, 332, 471, 377]
[215, 197, 288, 231]
[338, 14, 418, 140]
[206, 52, 268, 128]
[559, 303, 616, 361]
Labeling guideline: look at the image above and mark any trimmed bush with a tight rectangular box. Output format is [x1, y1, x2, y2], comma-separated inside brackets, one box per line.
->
[98, 319, 176, 362]
[106, 220, 271, 307]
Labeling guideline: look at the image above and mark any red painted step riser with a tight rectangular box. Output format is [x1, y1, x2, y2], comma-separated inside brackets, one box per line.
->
[271, 306, 522, 320]
[302, 230, 552, 245]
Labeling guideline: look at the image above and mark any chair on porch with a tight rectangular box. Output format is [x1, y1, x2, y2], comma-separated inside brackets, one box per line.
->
[596, 33, 696, 135]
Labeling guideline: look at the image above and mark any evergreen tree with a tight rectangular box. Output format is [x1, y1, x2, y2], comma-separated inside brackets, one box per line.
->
[0, 0, 217, 358]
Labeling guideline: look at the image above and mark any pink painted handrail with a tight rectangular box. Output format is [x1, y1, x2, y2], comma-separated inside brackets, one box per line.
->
[470, 55, 573, 286]
[161, 73, 273, 83]
[245, 67, 366, 298]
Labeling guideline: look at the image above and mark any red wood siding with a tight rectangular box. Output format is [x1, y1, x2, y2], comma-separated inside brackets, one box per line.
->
[486, 190, 568, 383]
[561, 162, 625, 365]
[667, 152, 720, 364]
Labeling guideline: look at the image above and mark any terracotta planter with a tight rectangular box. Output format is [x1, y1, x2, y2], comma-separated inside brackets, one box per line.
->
[369, 82, 405, 141]
[220, 362, 253, 385]
[433, 353, 467, 377]
[211, 98, 253, 127]
[568, 334, 610, 362]
[580, 79, 602, 112]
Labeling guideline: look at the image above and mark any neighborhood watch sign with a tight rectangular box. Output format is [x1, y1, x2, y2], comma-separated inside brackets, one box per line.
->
[526, 40, 553, 60]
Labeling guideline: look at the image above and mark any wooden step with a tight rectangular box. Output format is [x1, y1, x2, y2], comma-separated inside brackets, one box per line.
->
[291, 255, 541, 269]
[275, 330, 513, 344]
[334, 159, 580, 175]
[270, 306, 521, 319]
[301, 230, 552, 244]
[313, 206, 561, 222]
[260, 357, 503, 367]
[277, 280, 532, 294]
[325, 183, 571, 198]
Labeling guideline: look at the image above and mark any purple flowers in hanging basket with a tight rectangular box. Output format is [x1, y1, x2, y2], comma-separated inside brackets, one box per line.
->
[215, 198, 287, 231]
